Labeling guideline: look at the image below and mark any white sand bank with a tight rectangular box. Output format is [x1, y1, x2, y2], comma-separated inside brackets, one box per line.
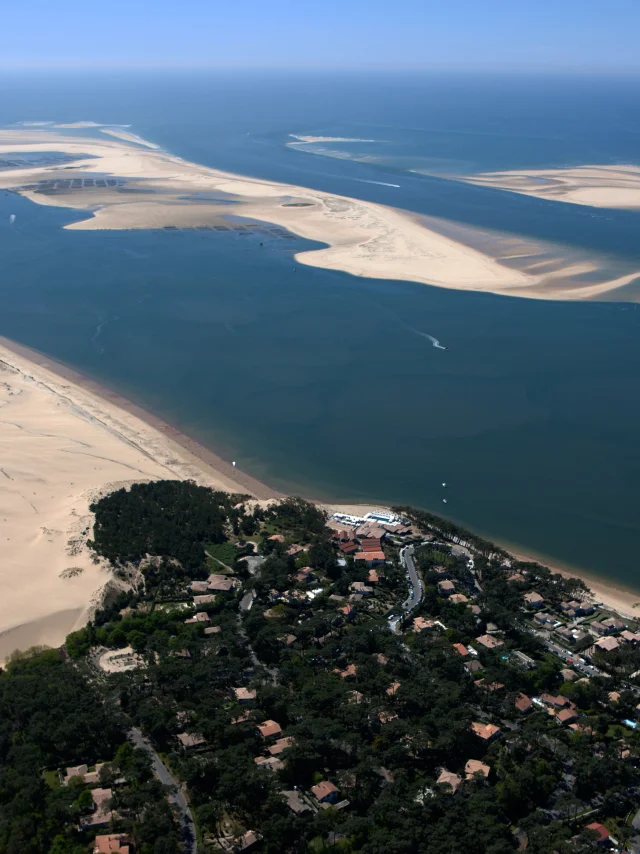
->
[1, 127, 636, 300]
[460, 164, 640, 209]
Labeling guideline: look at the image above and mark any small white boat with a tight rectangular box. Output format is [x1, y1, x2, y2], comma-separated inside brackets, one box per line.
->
[442, 482, 447, 487]
[442, 498, 447, 504]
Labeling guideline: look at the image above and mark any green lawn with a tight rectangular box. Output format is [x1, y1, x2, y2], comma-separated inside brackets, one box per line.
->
[205, 542, 240, 569]
[43, 770, 60, 790]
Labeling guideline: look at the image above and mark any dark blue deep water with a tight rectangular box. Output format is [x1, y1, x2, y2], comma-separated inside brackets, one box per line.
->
[1, 71, 640, 585]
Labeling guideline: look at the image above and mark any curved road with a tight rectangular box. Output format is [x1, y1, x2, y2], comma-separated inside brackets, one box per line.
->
[130, 727, 197, 853]
[401, 545, 423, 613]
[389, 544, 424, 632]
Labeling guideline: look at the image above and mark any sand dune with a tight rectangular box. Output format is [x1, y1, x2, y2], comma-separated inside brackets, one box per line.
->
[0, 339, 270, 662]
[460, 164, 640, 209]
[1, 127, 637, 300]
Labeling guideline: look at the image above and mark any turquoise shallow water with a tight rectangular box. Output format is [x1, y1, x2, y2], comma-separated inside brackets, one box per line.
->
[2, 72, 640, 585]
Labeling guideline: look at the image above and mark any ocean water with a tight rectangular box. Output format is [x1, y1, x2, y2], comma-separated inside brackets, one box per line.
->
[1, 71, 640, 585]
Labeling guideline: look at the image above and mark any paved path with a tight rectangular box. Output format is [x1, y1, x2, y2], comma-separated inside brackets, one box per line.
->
[389, 544, 424, 632]
[130, 727, 197, 853]
[401, 545, 423, 613]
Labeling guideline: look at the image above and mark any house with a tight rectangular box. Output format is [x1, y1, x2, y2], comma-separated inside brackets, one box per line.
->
[64, 763, 107, 787]
[465, 660, 484, 674]
[533, 612, 555, 626]
[583, 822, 610, 845]
[515, 693, 532, 713]
[334, 663, 357, 679]
[185, 611, 210, 624]
[561, 599, 594, 617]
[512, 650, 536, 670]
[268, 534, 285, 543]
[236, 831, 261, 851]
[177, 732, 206, 750]
[475, 634, 504, 650]
[204, 625, 222, 636]
[64, 764, 89, 784]
[350, 581, 374, 596]
[193, 594, 217, 606]
[255, 755, 284, 772]
[338, 604, 355, 619]
[94, 835, 130, 854]
[375, 653, 389, 665]
[412, 617, 437, 632]
[278, 634, 297, 647]
[450, 593, 468, 605]
[312, 781, 340, 804]
[523, 591, 544, 608]
[620, 630, 640, 644]
[556, 708, 579, 725]
[465, 759, 490, 780]
[268, 736, 295, 756]
[471, 722, 501, 742]
[208, 575, 235, 592]
[190, 580, 210, 593]
[560, 668, 578, 681]
[233, 687, 257, 704]
[287, 544, 305, 557]
[293, 568, 314, 584]
[452, 643, 470, 658]
[540, 693, 570, 709]
[386, 682, 401, 696]
[602, 616, 627, 632]
[368, 569, 380, 583]
[283, 790, 312, 815]
[588, 620, 609, 636]
[354, 550, 386, 566]
[556, 626, 576, 644]
[339, 541, 359, 555]
[257, 720, 282, 739]
[438, 580, 455, 596]
[379, 711, 398, 724]
[594, 636, 621, 652]
[507, 572, 526, 583]
[80, 788, 113, 828]
[436, 768, 462, 793]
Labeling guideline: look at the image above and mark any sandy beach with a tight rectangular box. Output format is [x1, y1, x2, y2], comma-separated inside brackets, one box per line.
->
[0, 337, 277, 663]
[0, 126, 638, 301]
[460, 164, 640, 210]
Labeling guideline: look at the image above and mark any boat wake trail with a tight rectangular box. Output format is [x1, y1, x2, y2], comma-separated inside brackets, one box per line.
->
[424, 333, 447, 350]
[407, 326, 447, 349]
[353, 178, 401, 188]
[370, 302, 447, 350]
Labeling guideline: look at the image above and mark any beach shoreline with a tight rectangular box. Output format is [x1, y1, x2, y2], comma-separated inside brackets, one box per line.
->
[0, 336, 279, 502]
[504, 544, 640, 620]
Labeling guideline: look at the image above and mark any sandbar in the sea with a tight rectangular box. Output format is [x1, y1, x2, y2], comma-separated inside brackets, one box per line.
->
[0, 126, 638, 301]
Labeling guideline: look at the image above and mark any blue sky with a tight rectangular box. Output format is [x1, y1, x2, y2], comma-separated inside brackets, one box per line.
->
[3, 0, 640, 71]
